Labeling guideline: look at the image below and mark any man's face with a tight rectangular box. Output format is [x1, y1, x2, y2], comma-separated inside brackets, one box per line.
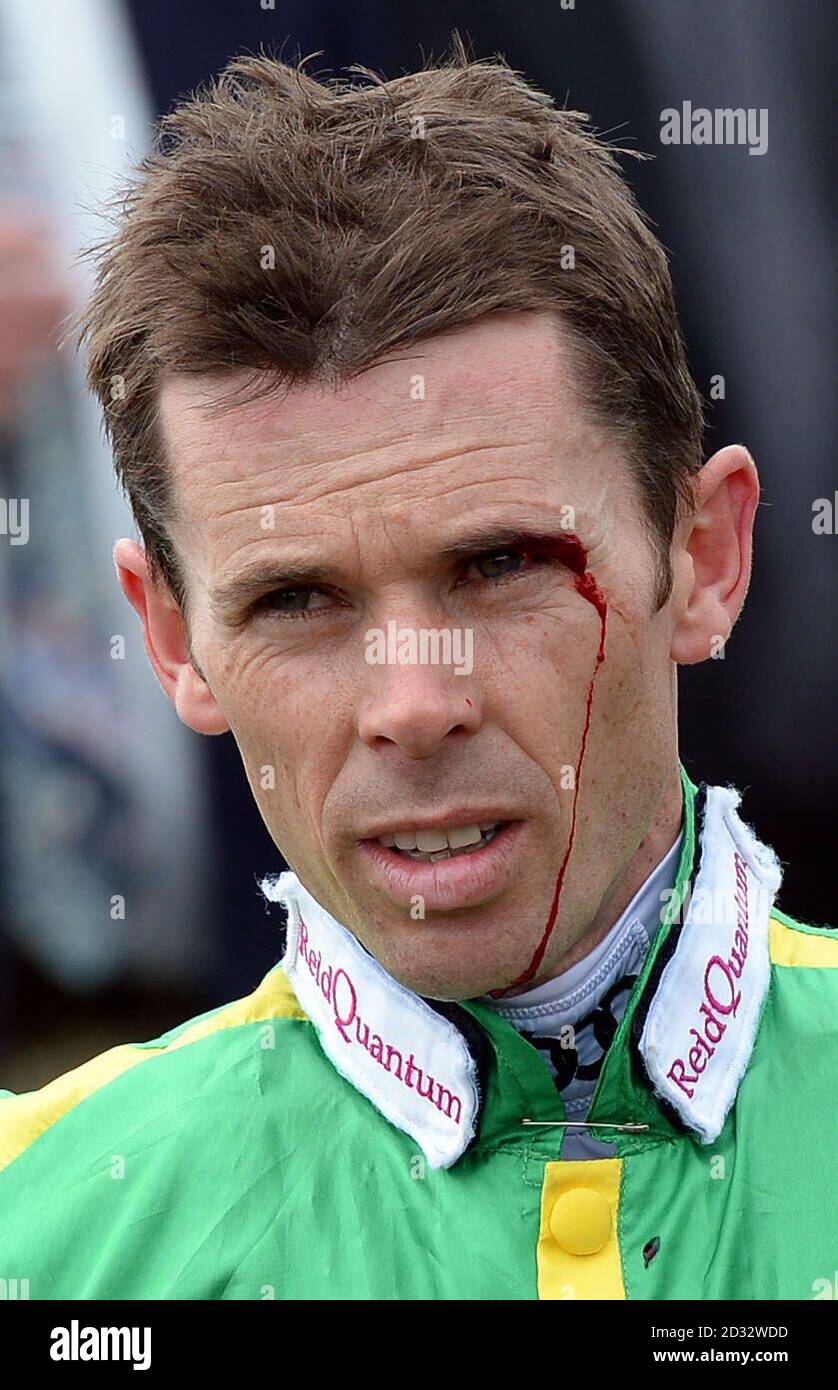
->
[159, 310, 680, 998]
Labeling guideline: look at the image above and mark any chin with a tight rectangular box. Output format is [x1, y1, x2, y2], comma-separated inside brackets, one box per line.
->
[375, 935, 528, 1003]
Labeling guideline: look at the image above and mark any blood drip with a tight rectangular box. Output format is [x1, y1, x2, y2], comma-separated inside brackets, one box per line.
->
[491, 536, 608, 997]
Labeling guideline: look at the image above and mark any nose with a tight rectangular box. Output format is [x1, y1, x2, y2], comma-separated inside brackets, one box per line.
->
[357, 646, 483, 759]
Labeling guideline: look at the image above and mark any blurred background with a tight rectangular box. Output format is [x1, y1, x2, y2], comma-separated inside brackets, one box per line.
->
[0, 0, 834, 1088]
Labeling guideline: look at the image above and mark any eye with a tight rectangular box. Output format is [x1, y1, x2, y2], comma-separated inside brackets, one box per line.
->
[255, 586, 339, 618]
[458, 546, 552, 586]
[472, 550, 525, 580]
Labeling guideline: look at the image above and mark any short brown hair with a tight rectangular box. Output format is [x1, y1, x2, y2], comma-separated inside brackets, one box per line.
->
[78, 41, 703, 610]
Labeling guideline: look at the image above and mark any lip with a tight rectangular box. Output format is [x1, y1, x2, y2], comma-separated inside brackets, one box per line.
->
[357, 808, 520, 840]
[357, 819, 525, 912]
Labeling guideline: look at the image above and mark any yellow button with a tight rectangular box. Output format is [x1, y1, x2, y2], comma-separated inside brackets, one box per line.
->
[549, 1188, 612, 1255]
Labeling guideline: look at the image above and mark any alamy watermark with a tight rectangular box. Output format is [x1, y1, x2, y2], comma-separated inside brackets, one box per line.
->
[365, 622, 473, 675]
[660, 102, 768, 156]
[50, 1321, 150, 1370]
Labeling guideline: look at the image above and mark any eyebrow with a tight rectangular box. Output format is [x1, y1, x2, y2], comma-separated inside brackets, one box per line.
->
[436, 524, 586, 566]
[211, 523, 588, 621]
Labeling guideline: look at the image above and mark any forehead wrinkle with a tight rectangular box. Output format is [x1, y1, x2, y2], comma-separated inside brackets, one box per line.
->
[215, 469, 584, 556]
[285, 442, 545, 511]
[182, 440, 616, 577]
[237, 426, 534, 486]
[176, 440, 546, 534]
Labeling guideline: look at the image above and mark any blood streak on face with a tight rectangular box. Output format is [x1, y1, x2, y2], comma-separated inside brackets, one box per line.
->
[491, 533, 608, 996]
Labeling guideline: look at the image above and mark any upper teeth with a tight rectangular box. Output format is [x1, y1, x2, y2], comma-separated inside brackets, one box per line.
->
[379, 823, 497, 852]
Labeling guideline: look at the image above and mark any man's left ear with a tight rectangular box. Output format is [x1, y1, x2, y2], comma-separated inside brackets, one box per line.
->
[114, 538, 231, 735]
[670, 444, 760, 665]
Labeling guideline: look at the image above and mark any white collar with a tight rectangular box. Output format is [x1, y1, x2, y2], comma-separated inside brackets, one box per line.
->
[636, 785, 781, 1141]
[260, 784, 782, 1166]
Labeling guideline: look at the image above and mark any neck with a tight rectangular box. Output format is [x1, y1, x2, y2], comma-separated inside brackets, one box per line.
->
[521, 765, 684, 992]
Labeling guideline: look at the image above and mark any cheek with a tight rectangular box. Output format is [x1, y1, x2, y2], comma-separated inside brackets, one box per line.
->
[481, 607, 605, 749]
[582, 614, 677, 803]
[507, 599, 668, 779]
[210, 631, 320, 739]
[213, 640, 350, 835]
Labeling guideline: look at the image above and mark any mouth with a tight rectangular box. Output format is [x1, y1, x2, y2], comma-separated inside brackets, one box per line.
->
[357, 818, 525, 912]
[377, 820, 504, 861]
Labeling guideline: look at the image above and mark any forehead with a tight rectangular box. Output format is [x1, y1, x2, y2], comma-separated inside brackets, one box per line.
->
[157, 310, 637, 573]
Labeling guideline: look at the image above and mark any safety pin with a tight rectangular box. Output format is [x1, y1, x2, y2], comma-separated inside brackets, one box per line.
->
[522, 1119, 650, 1132]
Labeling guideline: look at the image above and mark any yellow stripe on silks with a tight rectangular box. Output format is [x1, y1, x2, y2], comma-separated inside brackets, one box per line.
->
[0, 969, 307, 1174]
[537, 1158, 626, 1300]
[769, 918, 838, 968]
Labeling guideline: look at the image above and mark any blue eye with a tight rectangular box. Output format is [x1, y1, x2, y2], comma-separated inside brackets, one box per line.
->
[472, 550, 526, 580]
[460, 547, 553, 586]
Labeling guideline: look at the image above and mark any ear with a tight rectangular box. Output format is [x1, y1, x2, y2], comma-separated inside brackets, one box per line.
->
[670, 445, 760, 665]
[114, 538, 230, 734]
